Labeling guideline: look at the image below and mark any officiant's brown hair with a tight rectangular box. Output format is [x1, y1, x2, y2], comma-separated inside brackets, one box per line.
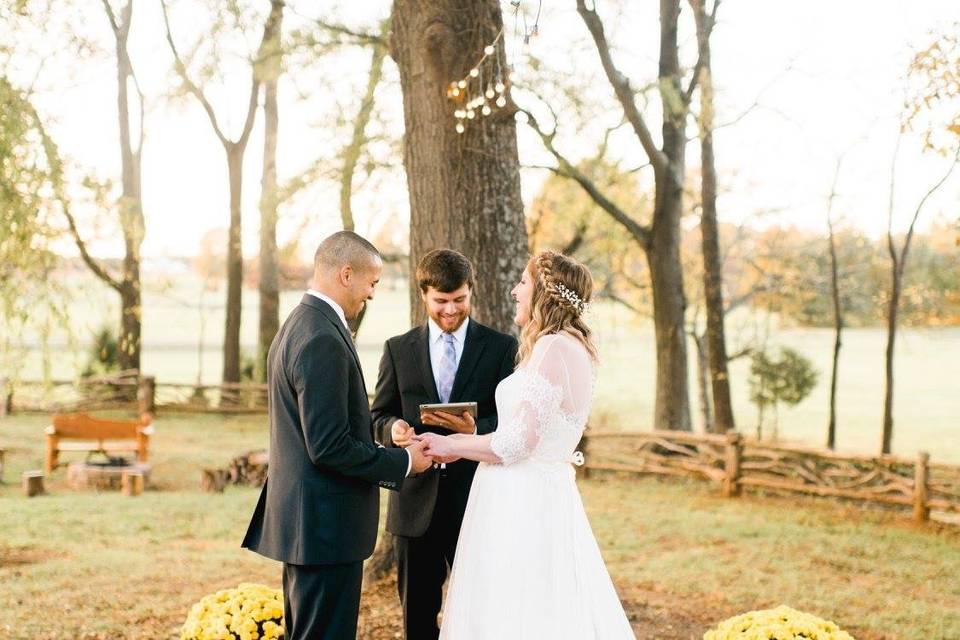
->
[416, 249, 476, 293]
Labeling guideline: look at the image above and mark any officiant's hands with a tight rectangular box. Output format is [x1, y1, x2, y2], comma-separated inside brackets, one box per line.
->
[420, 409, 476, 435]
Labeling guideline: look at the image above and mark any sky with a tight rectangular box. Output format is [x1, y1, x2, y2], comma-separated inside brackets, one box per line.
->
[6, 0, 958, 261]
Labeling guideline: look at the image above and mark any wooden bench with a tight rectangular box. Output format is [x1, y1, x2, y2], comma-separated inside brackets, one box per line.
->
[45, 413, 154, 473]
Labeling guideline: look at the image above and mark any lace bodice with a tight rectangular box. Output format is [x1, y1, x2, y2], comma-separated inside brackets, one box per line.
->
[489, 333, 594, 465]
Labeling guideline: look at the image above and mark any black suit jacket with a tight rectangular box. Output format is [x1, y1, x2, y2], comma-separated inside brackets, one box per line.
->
[371, 320, 517, 537]
[242, 294, 409, 565]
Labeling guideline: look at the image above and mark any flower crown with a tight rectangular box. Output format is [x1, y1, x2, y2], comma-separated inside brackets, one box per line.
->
[553, 282, 589, 314]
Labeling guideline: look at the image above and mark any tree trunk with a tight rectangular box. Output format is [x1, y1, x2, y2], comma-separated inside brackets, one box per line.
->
[256, 0, 284, 383]
[826, 163, 843, 450]
[693, 330, 713, 431]
[648, 0, 691, 431]
[223, 146, 244, 384]
[391, 0, 528, 333]
[341, 38, 387, 233]
[881, 262, 900, 455]
[691, 0, 734, 433]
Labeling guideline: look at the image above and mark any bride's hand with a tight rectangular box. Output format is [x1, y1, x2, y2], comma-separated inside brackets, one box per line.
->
[414, 432, 460, 461]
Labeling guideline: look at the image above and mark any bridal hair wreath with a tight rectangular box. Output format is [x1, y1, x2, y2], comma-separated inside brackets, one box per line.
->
[553, 282, 589, 315]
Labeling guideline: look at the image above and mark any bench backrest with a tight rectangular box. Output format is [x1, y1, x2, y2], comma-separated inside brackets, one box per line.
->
[50, 413, 151, 440]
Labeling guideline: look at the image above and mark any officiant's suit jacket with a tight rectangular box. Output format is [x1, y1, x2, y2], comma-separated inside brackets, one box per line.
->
[242, 294, 409, 566]
[371, 320, 517, 537]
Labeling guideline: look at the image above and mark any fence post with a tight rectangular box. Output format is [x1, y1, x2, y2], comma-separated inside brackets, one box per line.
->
[0, 376, 10, 417]
[723, 431, 742, 497]
[137, 375, 156, 416]
[914, 451, 930, 523]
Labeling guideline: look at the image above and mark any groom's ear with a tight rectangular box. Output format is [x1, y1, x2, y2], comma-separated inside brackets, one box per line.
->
[338, 264, 354, 286]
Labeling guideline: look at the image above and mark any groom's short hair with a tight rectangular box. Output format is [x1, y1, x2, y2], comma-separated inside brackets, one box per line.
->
[417, 249, 475, 293]
[314, 231, 381, 272]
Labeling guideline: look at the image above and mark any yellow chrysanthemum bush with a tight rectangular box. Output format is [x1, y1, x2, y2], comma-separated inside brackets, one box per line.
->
[180, 583, 284, 640]
[704, 605, 856, 640]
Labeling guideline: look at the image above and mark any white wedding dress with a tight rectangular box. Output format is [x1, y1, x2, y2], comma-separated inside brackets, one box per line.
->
[439, 333, 635, 639]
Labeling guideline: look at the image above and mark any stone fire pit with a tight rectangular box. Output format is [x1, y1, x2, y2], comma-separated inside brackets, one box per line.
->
[67, 455, 151, 493]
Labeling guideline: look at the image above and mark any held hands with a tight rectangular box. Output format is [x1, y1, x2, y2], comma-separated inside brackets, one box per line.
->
[414, 432, 463, 464]
[405, 439, 434, 474]
[420, 410, 476, 435]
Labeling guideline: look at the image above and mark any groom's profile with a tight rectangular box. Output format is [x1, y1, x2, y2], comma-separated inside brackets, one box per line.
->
[372, 248, 518, 640]
[242, 231, 432, 640]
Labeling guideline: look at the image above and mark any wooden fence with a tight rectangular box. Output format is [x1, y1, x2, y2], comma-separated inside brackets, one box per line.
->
[580, 429, 960, 523]
[1, 373, 268, 415]
[5, 376, 958, 522]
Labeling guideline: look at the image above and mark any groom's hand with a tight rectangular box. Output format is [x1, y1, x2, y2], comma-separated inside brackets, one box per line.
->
[406, 440, 433, 475]
[391, 419, 416, 447]
[420, 410, 476, 434]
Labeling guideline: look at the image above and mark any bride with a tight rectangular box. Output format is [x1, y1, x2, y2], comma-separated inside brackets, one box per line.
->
[415, 250, 636, 639]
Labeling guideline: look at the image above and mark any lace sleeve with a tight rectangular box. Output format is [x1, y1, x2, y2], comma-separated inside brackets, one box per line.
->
[489, 335, 574, 465]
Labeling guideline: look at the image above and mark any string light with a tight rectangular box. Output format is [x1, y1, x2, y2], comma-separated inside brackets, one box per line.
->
[447, 0, 542, 134]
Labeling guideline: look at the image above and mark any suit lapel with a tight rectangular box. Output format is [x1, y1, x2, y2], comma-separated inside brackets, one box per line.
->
[412, 325, 440, 403]
[450, 320, 486, 402]
[300, 294, 366, 388]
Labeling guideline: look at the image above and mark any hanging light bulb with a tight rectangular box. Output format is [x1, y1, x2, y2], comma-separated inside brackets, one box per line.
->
[469, 68, 479, 78]
[482, 104, 492, 116]
[495, 81, 505, 93]
[458, 80, 467, 89]
[467, 109, 476, 119]
[484, 45, 495, 55]
[485, 85, 495, 99]
[496, 95, 507, 108]
[456, 123, 465, 134]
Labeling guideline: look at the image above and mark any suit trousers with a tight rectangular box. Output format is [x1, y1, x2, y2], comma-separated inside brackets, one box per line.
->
[282, 561, 363, 640]
[395, 472, 461, 640]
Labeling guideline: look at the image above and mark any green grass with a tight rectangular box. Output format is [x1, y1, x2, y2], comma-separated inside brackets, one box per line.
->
[2, 412, 958, 639]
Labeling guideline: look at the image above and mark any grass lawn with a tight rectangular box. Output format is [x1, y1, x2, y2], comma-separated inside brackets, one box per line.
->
[1, 412, 958, 639]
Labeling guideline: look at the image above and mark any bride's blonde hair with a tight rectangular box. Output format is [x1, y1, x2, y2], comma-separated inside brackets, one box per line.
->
[517, 250, 599, 365]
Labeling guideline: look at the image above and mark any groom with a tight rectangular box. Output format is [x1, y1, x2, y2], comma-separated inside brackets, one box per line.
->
[242, 231, 433, 640]
[372, 249, 517, 640]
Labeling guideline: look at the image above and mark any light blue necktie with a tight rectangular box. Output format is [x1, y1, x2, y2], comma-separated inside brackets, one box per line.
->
[437, 333, 457, 403]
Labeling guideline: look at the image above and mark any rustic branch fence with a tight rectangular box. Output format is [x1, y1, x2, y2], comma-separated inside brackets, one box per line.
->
[4, 375, 957, 522]
[1, 373, 268, 415]
[580, 430, 959, 523]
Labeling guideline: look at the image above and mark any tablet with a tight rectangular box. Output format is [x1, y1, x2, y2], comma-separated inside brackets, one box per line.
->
[418, 401, 478, 418]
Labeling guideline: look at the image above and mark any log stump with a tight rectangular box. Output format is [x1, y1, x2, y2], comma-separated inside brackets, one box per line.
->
[23, 470, 44, 497]
[201, 468, 229, 493]
[121, 471, 145, 497]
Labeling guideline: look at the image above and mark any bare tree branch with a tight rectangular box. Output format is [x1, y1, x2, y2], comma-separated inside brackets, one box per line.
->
[522, 108, 652, 246]
[160, 0, 230, 147]
[576, 0, 668, 174]
[683, 0, 721, 105]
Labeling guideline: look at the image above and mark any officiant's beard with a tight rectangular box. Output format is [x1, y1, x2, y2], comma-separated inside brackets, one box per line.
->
[429, 305, 469, 333]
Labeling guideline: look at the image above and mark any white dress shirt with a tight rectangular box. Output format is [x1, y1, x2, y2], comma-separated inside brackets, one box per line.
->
[305, 289, 413, 477]
[306, 289, 349, 332]
[428, 316, 469, 390]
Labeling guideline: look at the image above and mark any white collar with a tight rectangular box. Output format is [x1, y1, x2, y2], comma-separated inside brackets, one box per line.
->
[428, 316, 470, 344]
[306, 289, 349, 332]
